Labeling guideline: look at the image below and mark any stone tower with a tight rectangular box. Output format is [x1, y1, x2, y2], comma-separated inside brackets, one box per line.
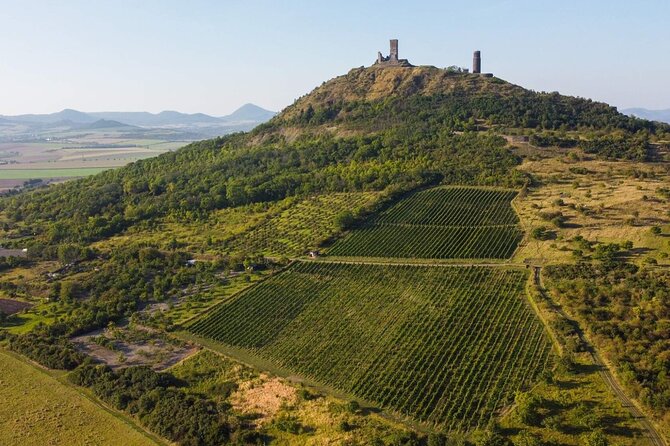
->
[389, 39, 399, 62]
[374, 39, 413, 67]
[473, 51, 481, 74]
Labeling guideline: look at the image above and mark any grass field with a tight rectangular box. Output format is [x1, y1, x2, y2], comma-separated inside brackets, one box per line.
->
[513, 157, 670, 265]
[187, 262, 554, 431]
[328, 187, 523, 260]
[0, 349, 158, 445]
[0, 167, 110, 179]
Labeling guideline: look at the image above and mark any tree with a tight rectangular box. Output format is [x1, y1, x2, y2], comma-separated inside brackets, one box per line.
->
[427, 432, 448, 446]
[334, 211, 356, 231]
[515, 392, 543, 426]
[581, 429, 608, 446]
[59, 280, 82, 302]
[514, 431, 543, 446]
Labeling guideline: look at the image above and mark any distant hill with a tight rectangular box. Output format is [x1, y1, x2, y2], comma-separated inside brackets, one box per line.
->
[88, 110, 223, 127]
[2, 109, 98, 124]
[85, 119, 135, 129]
[0, 104, 276, 128]
[220, 103, 276, 122]
[622, 108, 670, 124]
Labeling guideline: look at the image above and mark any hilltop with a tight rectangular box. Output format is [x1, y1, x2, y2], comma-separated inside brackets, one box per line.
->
[263, 65, 661, 137]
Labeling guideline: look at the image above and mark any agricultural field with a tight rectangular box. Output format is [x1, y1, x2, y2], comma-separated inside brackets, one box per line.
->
[187, 261, 554, 431]
[224, 192, 380, 256]
[0, 137, 189, 191]
[0, 349, 158, 445]
[328, 187, 523, 260]
[102, 192, 380, 257]
[0, 167, 110, 180]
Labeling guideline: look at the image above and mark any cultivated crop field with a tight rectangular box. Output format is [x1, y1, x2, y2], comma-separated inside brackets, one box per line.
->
[224, 192, 380, 256]
[187, 262, 553, 431]
[328, 187, 523, 259]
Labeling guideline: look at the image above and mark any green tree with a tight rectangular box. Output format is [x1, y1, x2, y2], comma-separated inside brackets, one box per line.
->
[334, 211, 356, 231]
[515, 392, 543, 426]
[581, 429, 608, 446]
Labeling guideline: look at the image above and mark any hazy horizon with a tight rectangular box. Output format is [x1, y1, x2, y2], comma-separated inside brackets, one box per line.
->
[1, 0, 668, 116]
[0, 103, 275, 118]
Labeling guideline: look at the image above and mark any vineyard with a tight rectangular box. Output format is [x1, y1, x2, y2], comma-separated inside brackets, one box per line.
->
[328, 187, 522, 259]
[224, 192, 379, 256]
[187, 262, 553, 431]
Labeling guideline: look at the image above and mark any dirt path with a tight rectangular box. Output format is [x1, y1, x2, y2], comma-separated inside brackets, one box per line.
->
[533, 267, 667, 446]
[299, 257, 523, 268]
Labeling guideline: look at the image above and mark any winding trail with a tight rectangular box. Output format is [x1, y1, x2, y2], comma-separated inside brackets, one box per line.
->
[533, 267, 666, 446]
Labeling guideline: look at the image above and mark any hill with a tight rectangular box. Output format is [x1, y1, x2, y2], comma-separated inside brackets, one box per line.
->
[85, 119, 136, 129]
[4, 65, 667, 245]
[89, 110, 223, 126]
[0, 105, 275, 128]
[220, 103, 276, 122]
[2, 108, 98, 124]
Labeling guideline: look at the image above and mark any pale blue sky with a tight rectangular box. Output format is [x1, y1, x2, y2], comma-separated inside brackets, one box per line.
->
[1, 0, 668, 115]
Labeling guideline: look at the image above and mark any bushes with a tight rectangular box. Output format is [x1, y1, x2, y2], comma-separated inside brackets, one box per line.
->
[8, 332, 88, 370]
[514, 392, 544, 426]
[580, 135, 651, 161]
[70, 365, 232, 446]
[531, 226, 554, 241]
[530, 134, 578, 148]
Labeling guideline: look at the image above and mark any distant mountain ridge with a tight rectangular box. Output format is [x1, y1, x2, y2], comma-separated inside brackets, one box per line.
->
[0, 104, 276, 128]
[622, 108, 670, 124]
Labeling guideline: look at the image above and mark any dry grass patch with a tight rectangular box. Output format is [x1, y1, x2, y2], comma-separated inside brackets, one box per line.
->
[514, 157, 670, 264]
[231, 375, 298, 424]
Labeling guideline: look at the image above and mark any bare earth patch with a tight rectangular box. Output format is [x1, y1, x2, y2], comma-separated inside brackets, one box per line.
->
[72, 325, 198, 370]
[231, 375, 297, 424]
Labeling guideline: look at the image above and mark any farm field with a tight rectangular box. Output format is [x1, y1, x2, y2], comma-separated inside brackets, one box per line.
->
[187, 261, 554, 431]
[0, 137, 190, 190]
[100, 192, 381, 257]
[0, 349, 158, 445]
[225, 192, 381, 256]
[0, 167, 110, 179]
[328, 187, 523, 260]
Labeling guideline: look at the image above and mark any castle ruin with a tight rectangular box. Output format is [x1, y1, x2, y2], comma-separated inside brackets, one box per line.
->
[375, 39, 413, 67]
[374, 40, 493, 76]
